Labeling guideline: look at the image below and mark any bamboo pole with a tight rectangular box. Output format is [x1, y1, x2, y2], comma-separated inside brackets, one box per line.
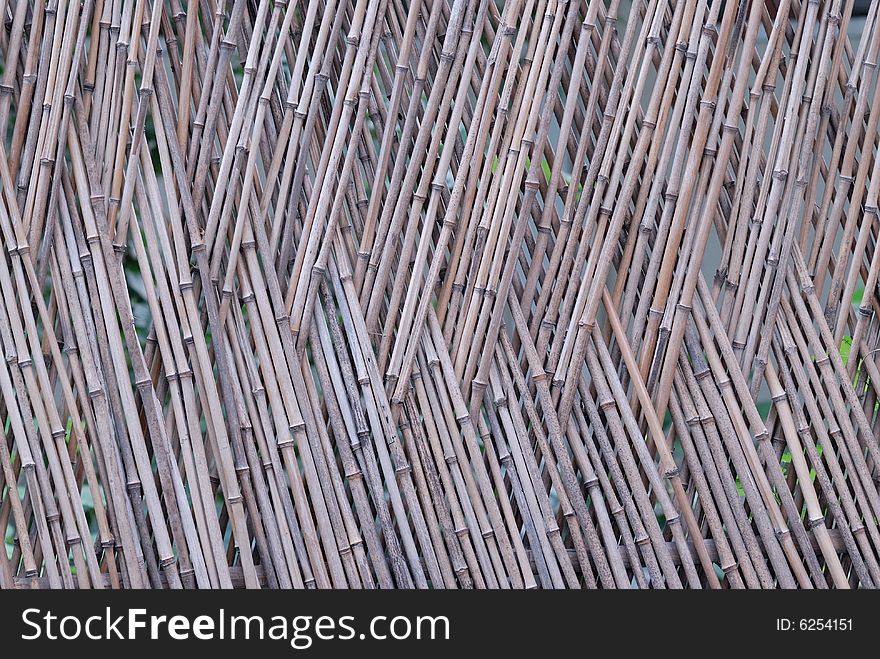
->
[2, 0, 880, 589]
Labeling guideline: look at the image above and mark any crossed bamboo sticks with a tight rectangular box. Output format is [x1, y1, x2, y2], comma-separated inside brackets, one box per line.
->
[1, 0, 880, 588]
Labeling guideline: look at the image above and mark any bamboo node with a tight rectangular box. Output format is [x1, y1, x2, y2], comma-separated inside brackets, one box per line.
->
[807, 517, 825, 529]
[663, 464, 680, 478]
[775, 528, 791, 541]
[134, 378, 153, 391]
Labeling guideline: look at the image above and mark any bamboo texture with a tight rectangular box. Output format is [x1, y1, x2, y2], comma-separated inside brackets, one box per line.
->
[2, 0, 880, 588]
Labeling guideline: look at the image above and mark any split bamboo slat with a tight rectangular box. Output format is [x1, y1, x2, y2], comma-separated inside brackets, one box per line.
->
[2, 0, 880, 589]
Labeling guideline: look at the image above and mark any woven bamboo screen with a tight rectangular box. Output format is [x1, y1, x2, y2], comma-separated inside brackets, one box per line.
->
[1, 0, 879, 589]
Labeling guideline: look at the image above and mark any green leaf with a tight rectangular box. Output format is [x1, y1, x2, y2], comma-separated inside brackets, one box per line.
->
[840, 335, 852, 365]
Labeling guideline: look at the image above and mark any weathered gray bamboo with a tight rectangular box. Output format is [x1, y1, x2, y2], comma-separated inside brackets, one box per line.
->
[2, 0, 880, 588]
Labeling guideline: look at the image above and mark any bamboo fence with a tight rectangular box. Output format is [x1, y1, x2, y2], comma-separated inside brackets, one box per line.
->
[1, 0, 880, 589]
